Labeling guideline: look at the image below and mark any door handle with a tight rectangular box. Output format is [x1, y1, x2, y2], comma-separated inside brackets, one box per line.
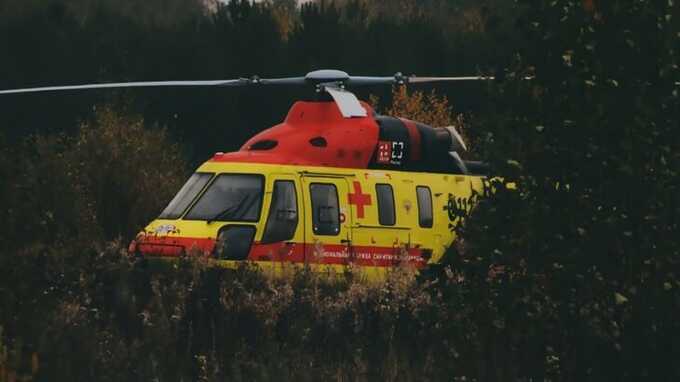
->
[340, 239, 351, 244]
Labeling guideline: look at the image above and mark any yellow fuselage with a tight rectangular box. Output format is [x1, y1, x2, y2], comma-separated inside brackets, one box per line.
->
[134, 161, 486, 280]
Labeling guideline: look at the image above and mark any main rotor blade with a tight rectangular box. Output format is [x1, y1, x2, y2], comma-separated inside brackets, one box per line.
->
[257, 77, 306, 85]
[0, 71, 512, 96]
[345, 75, 496, 86]
[407, 76, 495, 83]
[0, 79, 247, 95]
[345, 76, 396, 86]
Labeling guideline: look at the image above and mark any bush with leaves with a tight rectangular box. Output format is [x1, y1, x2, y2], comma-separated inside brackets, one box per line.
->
[0, 105, 188, 381]
[437, 0, 680, 379]
[0, 104, 187, 249]
[70, 105, 188, 240]
[371, 86, 461, 128]
[0, 245, 462, 381]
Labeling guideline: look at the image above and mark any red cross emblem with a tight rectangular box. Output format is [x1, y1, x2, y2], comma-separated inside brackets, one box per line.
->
[348, 181, 372, 218]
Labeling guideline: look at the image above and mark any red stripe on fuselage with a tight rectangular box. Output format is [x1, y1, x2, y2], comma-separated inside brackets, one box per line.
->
[135, 236, 426, 268]
[295, 243, 425, 268]
[401, 119, 422, 161]
[135, 235, 215, 257]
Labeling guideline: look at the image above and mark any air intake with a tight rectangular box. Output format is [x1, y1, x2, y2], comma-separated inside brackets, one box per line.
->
[249, 140, 278, 150]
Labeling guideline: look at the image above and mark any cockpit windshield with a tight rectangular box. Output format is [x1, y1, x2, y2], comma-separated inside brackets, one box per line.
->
[159, 172, 213, 219]
[184, 174, 264, 222]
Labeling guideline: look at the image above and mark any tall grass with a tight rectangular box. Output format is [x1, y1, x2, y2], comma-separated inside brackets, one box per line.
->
[3, 238, 677, 381]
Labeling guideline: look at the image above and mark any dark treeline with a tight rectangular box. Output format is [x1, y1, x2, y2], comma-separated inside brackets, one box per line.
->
[0, 0, 518, 160]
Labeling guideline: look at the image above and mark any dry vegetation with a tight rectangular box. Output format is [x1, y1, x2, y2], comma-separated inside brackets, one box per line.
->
[371, 86, 461, 128]
[0, 105, 187, 248]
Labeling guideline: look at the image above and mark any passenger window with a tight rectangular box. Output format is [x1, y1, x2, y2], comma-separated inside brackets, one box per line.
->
[416, 186, 433, 228]
[376, 184, 396, 226]
[310, 183, 340, 235]
[262, 181, 298, 244]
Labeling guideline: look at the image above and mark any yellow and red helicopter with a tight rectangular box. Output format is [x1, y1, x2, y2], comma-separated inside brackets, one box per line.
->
[0, 70, 493, 278]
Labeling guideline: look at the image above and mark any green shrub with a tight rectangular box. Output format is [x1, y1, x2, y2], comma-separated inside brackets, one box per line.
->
[441, 0, 680, 379]
[0, 104, 187, 249]
[69, 105, 188, 240]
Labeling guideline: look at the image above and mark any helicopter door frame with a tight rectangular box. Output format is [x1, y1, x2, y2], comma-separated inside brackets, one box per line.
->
[300, 174, 354, 267]
[250, 173, 305, 264]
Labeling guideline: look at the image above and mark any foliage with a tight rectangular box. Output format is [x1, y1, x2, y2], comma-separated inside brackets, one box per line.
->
[0, 105, 187, 249]
[0, 246, 448, 381]
[70, 105, 187, 240]
[371, 86, 461, 128]
[443, 0, 680, 379]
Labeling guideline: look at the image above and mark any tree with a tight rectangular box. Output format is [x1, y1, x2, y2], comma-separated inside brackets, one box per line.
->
[372, 86, 460, 127]
[447, 0, 680, 379]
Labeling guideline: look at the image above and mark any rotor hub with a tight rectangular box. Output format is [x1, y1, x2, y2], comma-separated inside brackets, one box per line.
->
[304, 69, 351, 85]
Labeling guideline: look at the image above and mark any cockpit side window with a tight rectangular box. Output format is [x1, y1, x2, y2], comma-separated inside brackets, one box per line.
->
[261, 180, 298, 244]
[184, 174, 264, 222]
[159, 172, 213, 219]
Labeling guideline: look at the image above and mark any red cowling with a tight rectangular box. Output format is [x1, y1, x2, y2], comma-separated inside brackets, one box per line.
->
[210, 101, 379, 169]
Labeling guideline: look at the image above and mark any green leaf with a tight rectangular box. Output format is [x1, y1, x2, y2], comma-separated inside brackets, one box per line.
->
[507, 159, 522, 168]
[615, 293, 628, 305]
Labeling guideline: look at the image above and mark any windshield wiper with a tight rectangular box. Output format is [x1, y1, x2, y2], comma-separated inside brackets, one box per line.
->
[207, 194, 248, 224]
[231, 193, 258, 221]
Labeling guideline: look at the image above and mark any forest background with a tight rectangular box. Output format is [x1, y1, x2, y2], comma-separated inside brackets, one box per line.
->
[0, 0, 678, 380]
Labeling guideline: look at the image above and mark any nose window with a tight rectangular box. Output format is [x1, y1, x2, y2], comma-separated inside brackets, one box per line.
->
[159, 172, 213, 219]
[185, 174, 264, 222]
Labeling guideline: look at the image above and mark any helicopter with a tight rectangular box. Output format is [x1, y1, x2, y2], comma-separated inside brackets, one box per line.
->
[0, 69, 495, 279]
